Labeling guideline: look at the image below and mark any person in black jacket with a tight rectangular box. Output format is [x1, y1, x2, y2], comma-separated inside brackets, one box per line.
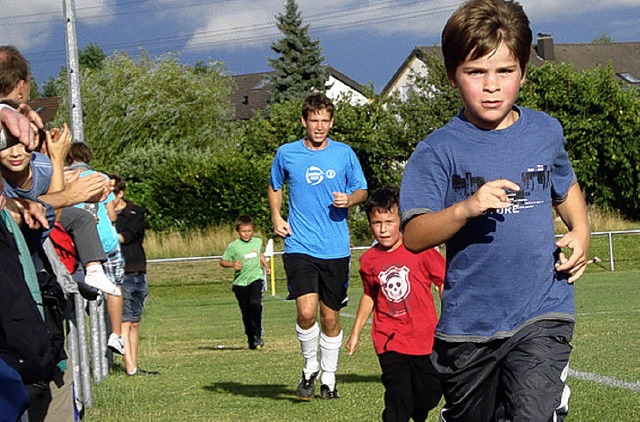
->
[111, 175, 158, 376]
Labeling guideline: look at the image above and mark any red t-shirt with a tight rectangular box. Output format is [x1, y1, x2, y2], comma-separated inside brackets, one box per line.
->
[359, 244, 445, 356]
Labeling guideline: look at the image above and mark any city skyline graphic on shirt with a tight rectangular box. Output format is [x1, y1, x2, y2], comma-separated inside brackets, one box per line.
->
[451, 164, 551, 214]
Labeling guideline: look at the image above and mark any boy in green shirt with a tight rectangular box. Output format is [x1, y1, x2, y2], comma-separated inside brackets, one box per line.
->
[220, 215, 270, 349]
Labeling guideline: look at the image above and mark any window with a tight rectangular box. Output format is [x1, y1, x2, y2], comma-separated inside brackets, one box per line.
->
[617, 72, 640, 84]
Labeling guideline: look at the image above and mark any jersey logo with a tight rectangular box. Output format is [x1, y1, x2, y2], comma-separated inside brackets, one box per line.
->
[305, 166, 324, 185]
[379, 265, 411, 303]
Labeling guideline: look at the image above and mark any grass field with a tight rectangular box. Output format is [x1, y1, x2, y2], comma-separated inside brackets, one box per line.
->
[84, 254, 639, 421]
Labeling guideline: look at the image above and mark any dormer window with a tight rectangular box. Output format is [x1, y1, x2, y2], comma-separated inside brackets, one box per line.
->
[617, 72, 640, 84]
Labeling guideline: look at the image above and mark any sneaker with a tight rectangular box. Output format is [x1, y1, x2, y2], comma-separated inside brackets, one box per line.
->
[107, 333, 125, 355]
[320, 384, 340, 399]
[296, 371, 319, 400]
[84, 272, 121, 296]
[254, 337, 265, 350]
[128, 368, 159, 376]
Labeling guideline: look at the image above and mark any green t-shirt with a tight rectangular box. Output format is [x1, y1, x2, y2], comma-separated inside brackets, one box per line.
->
[222, 237, 264, 287]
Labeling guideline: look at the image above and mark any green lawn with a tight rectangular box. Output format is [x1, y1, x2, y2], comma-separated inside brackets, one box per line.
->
[84, 258, 639, 421]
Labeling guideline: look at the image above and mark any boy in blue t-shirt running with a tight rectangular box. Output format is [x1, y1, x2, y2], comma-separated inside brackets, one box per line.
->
[269, 93, 367, 400]
[400, 1, 590, 420]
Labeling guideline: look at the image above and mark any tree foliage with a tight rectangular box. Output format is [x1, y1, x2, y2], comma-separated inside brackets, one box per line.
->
[268, 0, 326, 103]
[56, 51, 238, 169]
[519, 63, 640, 216]
[78, 42, 106, 70]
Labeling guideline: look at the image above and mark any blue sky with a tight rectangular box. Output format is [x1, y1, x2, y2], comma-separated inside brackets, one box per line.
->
[2, 0, 640, 92]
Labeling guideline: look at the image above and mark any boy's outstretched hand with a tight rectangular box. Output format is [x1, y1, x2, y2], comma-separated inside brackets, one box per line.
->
[555, 229, 590, 283]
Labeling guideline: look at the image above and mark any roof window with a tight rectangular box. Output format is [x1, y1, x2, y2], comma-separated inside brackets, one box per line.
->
[617, 72, 640, 84]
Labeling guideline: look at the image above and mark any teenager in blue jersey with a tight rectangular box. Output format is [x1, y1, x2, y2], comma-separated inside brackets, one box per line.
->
[269, 93, 367, 400]
[400, 1, 590, 421]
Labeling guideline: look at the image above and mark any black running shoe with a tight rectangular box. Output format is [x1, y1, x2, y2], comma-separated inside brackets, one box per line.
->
[296, 371, 319, 400]
[320, 384, 340, 399]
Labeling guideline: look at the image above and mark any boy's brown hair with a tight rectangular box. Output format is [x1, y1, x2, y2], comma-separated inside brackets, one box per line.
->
[66, 142, 92, 165]
[235, 215, 254, 232]
[441, 0, 532, 78]
[110, 174, 126, 194]
[0, 46, 29, 97]
[365, 186, 400, 222]
[301, 92, 334, 120]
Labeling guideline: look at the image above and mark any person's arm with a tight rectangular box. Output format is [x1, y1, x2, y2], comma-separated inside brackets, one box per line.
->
[106, 199, 117, 223]
[268, 184, 291, 238]
[39, 171, 109, 209]
[332, 189, 367, 208]
[3, 196, 50, 230]
[554, 182, 590, 283]
[423, 248, 446, 299]
[403, 179, 520, 253]
[345, 292, 374, 356]
[41, 125, 72, 220]
[260, 253, 271, 275]
[219, 258, 242, 270]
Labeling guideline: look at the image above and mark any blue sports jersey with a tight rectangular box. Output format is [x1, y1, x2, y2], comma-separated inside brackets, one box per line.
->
[270, 138, 367, 259]
[400, 106, 576, 341]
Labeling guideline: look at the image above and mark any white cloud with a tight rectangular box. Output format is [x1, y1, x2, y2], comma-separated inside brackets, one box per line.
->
[180, 0, 640, 53]
[0, 0, 115, 50]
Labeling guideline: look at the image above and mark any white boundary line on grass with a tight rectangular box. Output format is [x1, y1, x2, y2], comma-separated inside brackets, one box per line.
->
[569, 368, 640, 392]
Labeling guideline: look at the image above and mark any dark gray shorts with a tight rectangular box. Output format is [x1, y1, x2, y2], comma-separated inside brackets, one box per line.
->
[283, 253, 350, 311]
[432, 319, 574, 422]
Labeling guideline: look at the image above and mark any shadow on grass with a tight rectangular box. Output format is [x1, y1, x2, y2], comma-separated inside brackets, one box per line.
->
[204, 382, 297, 402]
[203, 372, 379, 402]
[338, 372, 380, 384]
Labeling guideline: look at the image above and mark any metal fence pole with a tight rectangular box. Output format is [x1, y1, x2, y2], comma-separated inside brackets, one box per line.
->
[89, 300, 102, 383]
[97, 298, 109, 378]
[608, 232, 615, 272]
[75, 295, 93, 408]
[67, 295, 81, 408]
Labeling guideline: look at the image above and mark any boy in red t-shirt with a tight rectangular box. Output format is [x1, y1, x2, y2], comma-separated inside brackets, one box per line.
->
[345, 186, 445, 422]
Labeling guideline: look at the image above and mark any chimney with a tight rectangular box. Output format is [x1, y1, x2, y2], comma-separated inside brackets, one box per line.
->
[537, 33, 555, 60]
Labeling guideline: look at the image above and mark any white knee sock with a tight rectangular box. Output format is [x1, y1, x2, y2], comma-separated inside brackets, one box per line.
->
[296, 322, 320, 378]
[320, 330, 343, 389]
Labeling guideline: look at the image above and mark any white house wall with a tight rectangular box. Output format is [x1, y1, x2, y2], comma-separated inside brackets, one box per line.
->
[325, 75, 369, 105]
[387, 56, 429, 101]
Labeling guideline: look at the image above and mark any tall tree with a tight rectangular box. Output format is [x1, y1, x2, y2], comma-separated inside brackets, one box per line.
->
[268, 0, 326, 103]
[79, 42, 106, 70]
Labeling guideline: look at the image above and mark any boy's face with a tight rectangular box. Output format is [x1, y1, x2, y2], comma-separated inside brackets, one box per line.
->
[0, 143, 31, 176]
[301, 108, 333, 147]
[237, 224, 253, 242]
[448, 41, 526, 130]
[369, 206, 402, 251]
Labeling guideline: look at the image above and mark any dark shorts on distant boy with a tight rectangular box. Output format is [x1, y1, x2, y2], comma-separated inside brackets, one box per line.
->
[283, 253, 350, 311]
[122, 273, 148, 323]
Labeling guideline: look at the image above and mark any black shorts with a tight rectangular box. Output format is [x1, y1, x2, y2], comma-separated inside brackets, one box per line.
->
[283, 253, 350, 311]
[432, 319, 574, 422]
[378, 351, 442, 422]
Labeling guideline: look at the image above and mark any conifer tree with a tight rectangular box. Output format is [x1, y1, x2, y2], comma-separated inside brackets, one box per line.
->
[268, 0, 326, 103]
